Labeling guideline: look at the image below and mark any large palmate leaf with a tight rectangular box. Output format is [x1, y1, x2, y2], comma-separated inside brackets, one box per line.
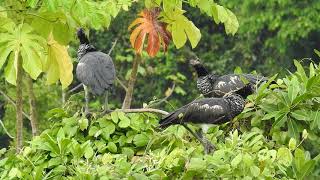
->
[129, 8, 171, 57]
[162, 9, 201, 49]
[188, 0, 239, 35]
[45, 34, 73, 89]
[31, 11, 72, 45]
[0, 22, 46, 85]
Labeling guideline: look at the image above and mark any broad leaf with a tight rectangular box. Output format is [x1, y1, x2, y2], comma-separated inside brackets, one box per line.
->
[163, 9, 201, 49]
[129, 8, 171, 57]
[0, 23, 46, 85]
[45, 34, 73, 89]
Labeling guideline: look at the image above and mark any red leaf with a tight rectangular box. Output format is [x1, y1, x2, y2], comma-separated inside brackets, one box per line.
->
[129, 8, 171, 57]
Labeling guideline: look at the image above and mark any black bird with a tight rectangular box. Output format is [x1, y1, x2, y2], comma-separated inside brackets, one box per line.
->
[159, 93, 245, 153]
[190, 59, 269, 98]
[76, 28, 116, 114]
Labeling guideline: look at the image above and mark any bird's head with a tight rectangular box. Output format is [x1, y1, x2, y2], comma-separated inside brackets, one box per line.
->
[77, 28, 85, 37]
[189, 59, 201, 66]
[189, 58, 209, 77]
[76, 28, 89, 44]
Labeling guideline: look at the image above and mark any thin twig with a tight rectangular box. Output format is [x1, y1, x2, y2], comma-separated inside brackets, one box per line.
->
[147, 82, 176, 108]
[0, 119, 14, 139]
[108, 38, 118, 56]
[0, 90, 31, 120]
[116, 77, 128, 91]
[104, 108, 169, 115]
[68, 83, 83, 93]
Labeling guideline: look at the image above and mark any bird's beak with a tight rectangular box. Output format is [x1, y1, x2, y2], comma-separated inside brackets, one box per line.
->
[189, 59, 200, 65]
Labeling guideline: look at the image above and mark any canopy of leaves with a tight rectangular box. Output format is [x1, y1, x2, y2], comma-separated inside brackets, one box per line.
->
[129, 0, 239, 56]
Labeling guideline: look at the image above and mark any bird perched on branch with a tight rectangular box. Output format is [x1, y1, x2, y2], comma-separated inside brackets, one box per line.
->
[190, 59, 269, 98]
[159, 93, 245, 154]
[76, 28, 115, 114]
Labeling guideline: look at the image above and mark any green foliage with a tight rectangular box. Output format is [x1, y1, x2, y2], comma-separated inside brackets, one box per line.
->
[2, 60, 320, 178]
[0, 0, 133, 88]
[242, 61, 320, 142]
[0, 113, 317, 179]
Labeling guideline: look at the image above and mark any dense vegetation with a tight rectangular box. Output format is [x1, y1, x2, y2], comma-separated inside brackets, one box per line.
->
[0, 0, 320, 179]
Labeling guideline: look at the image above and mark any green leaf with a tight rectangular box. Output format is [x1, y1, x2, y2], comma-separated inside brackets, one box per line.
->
[27, 0, 40, 8]
[298, 160, 316, 179]
[187, 158, 206, 171]
[288, 119, 299, 140]
[111, 111, 119, 123]
[78, 118, 88, 131]
[9, 168, 22, 178]
[133, 134, 150, 147]
[314, 49, 320, 58]
[89, 126, 99, 137]
[84, 145, 94, 159]
[118, 112, 131, 128]
[4, 52, 16, 85]
[53, 22, 71, 45]
[294, 60, 307, 82]
[273, 114, 287, 129]
[215, 4, 239, 35]
[164, 9, 201, 49]
[309, 63, 315, 77]
[288, 138, 296, 150]
[171, 21, 187, 49]
[231, 153, 242, 167]
[294, 149, 306, 175]
[101, 153, 113, 164]
[290, 110, 309, 121]
[0, 23, 46, 84]
[107, 142, 117, 153]
[163, 0, 181, 11]
[250, 166, 260, 177]
[277, 147, 293, 165]
[122, 147, 135, 159]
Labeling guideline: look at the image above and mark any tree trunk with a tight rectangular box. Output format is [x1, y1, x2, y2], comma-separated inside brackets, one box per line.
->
[122, 55, 141, 109]
[26, 75, 39, 137]
[15, 50, 23, 152]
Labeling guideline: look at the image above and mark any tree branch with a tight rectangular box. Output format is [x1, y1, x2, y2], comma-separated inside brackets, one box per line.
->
[0, 119, 14, 139]
[105, 108, 169, 115]
[116, 77, 128, 91]
[147, 82, 175, 108]
[0, 90, 31, 121]
[68, 83, 83, 93]
[108, 38, 118, 56]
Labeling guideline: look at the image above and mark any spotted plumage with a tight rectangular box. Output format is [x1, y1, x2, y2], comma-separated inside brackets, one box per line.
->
[158, 94, 245, 129]
[190, 59, 269, 98]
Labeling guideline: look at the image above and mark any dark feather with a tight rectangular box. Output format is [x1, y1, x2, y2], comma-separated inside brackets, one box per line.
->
[190, 59, 269, 98]
[76, 29, 116, 95]
[159, 94, 245, 129]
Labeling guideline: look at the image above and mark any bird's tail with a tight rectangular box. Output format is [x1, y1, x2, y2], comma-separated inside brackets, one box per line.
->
[158, 111, 179, 129]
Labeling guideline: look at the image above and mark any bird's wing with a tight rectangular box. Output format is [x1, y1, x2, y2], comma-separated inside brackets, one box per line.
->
[212, 75, 245, 96]
[183, 98, 228, 124]
[76, 61, 100, 91]
[77, 52, 115, 95]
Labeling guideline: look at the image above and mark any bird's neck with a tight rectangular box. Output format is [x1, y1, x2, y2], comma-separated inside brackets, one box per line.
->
[77, 44, 96, 60]
[193, 64, 209, 77]
[79, 34, 90, 45]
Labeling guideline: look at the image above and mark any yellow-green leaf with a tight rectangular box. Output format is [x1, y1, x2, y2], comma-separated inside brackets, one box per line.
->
[164, 9, 201, 49]
[46, 34, 73, 89]
[172, 22, 187, 49]
[4, 52, 16, 85]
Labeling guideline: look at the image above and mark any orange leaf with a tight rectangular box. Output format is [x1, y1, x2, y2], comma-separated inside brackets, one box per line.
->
[128, 8, 171, 57]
